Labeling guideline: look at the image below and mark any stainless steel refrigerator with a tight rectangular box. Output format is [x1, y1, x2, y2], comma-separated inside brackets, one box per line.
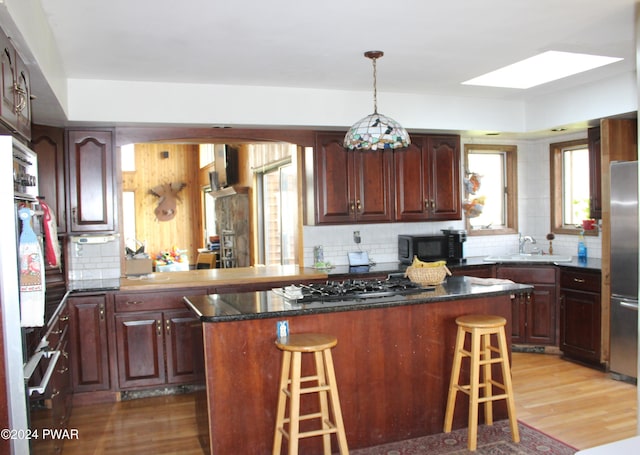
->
[609, 160, 639, 381]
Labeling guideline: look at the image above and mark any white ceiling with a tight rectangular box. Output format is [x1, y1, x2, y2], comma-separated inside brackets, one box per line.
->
[20, 0, 640, 132]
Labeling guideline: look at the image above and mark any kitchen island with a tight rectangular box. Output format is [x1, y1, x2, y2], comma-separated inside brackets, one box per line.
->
[184, 276, 532, 454]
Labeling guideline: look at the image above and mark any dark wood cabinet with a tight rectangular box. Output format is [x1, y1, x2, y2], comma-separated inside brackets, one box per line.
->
[588, 126, 602, 219]
[68, 294, 110, 393]
[32, 124, 67, 233]
[66, 129, 116, 232]
[497, 266, 557, 345]
[395, 134, 461, 221]
[113, 290, 205, 390]
[559, 268, 602, 366]
[114, 311, 166, 388]
[314, 132, 394, 224]
[0, 30, 31, 140]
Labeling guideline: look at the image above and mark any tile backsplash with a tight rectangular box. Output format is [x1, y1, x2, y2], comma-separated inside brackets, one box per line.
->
[67, 236, 121, 289]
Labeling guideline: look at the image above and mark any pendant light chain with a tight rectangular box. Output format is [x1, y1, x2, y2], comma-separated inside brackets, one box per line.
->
[372, 56, 378, 114]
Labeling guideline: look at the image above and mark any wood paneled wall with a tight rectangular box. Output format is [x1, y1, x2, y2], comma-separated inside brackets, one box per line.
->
[122, 143, 203, 264]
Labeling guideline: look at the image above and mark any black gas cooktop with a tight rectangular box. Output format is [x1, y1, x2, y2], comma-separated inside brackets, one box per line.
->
[279, 275, 433, 304]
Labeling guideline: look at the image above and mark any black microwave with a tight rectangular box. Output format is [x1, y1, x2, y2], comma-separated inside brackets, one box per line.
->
[398, 231, 466, 265]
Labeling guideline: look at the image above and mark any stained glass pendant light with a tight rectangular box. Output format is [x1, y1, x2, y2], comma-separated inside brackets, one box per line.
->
[344, 51, 410, 151]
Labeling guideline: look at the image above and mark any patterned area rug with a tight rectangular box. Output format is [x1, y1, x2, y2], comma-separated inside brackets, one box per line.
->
[348, 420, 577, 454]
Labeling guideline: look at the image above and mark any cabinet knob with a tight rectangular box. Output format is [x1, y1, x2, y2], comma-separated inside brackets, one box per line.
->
[349, 201, 355, 213]
[165, 319, 171, 334]
[99, 303, 105, 321]
[156, 320, 162, 336]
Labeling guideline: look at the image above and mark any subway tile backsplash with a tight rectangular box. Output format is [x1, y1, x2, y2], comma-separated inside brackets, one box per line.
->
[67, 237, 121, 289]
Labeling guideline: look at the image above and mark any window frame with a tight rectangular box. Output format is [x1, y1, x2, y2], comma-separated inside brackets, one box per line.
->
[550, 139, 598, 236]
[463, 144, 518, 236]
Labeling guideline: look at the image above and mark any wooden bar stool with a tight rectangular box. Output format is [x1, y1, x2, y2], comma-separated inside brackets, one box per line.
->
[443, 314, 519, 451]
[273, 333, 349, 455]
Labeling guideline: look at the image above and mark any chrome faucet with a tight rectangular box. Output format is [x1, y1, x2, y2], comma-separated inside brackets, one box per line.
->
[518, 233, 536, 254]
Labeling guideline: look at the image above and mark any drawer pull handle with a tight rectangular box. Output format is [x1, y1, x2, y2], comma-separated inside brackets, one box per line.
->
[99, 303, 105, 321]
[57, 366, 69, 374]
[573, 278, 586, 283]
[165, 319, 171, 334]
[126, 301, 143, 305]
[156, 320, 162, 336]
[59, 314, 69, 322]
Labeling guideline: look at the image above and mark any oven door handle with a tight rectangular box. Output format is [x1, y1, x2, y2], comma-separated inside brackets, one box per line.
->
[24, 350, 61, 396]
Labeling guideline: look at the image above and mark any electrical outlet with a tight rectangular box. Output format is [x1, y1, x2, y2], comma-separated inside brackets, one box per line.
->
[353, 231, 361, 244]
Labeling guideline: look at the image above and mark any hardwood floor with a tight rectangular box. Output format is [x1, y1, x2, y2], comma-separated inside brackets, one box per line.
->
[512, 352, 638, 450]
[60, 352, 637, 454]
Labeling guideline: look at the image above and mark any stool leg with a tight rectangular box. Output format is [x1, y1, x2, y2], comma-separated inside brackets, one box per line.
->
[497, 328, 520, 443]
[481, 332, 494, 426]
[467, 329, 481, 451]
[273, 351, 291, 455]
[288, 351, 303, 455]
[444, 326, 466, 433]
[323, 348, 349, 455]
[314, 350, 332, 455]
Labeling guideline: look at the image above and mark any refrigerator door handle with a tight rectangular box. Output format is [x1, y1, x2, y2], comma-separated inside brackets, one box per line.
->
[619, 300, 639, 311]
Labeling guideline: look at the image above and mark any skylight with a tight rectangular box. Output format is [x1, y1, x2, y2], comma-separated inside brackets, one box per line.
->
[462, 51, 623, 89]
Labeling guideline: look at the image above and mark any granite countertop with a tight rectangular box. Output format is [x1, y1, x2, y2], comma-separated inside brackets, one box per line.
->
[183, 275, 533, 322]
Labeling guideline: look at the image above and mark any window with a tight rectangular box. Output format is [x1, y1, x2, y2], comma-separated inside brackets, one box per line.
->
[550, 139, 595, 234]
[463, 144, 518, 235]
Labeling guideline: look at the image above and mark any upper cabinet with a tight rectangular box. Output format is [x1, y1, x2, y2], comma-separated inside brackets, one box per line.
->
[312, 132, 461, 225]
[0, 30, 31, 140]
[395, 134, 461, 221]
[66, 129, 117, 233]
[314, 132, 394, 224]
[32, 125, 67, 233]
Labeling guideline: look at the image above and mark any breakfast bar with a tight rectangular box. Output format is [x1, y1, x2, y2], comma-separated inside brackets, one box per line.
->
[184, 276, 532, 454]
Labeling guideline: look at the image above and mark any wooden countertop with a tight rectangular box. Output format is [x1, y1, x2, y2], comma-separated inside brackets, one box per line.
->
[120, 265, 329, 291]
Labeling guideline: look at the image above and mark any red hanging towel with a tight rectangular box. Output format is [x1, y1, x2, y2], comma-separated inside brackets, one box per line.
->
[38, 197, 61, 267]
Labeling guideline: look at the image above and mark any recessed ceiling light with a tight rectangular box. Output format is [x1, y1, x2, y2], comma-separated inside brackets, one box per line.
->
[462, 51, 623, 89]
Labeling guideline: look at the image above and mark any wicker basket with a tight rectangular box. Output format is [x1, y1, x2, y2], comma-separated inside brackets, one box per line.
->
[405, 264, 452, 285]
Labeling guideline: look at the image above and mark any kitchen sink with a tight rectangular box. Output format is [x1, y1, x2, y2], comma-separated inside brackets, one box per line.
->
[483, 253, 573, 263]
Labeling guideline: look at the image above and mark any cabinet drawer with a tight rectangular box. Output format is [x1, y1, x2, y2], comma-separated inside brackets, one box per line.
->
[497, 266, 556, 284]
[114, 289, 207, 312]
[560, 270, 601, 293]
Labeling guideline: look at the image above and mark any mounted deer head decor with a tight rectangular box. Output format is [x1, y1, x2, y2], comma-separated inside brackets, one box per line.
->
[149, 182, 186, 221]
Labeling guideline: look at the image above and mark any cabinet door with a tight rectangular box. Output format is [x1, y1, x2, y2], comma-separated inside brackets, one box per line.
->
[0, 33, 17, 130]
[33, 125, 66, 233]
[526, 283, 557, 345]
[353, 148, 394, 222]
[394, 138, 429, 221]
[314, 132, 354, 224]
[511, 293, 526, 343]
[14, 55, 31, 140]
[164, 309, 204, 384]
[560, 289, 601, 363]
[426, 135, 461, 220]
[66, 129, 115, 232]
[115, 312, 166, 389]
[68, 295, 110, 392]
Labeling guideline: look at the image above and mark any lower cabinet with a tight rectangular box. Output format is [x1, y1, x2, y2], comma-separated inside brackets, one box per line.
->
[68, 294, 110, 393]
[559, 268, 602, 366]
[113, 290, 205, 390]
[496, 265, 558, 345]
